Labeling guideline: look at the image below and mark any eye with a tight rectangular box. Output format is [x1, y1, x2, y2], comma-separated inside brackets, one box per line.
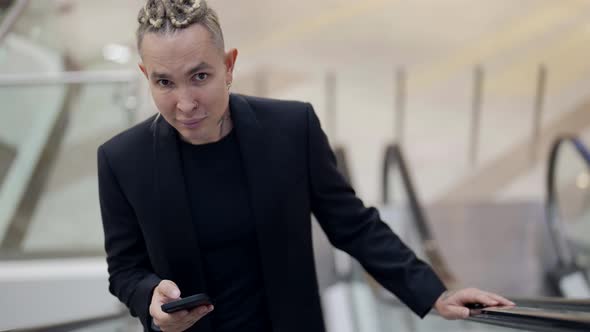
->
[156, 79, 173, 88]
[193, 73, 209, 81]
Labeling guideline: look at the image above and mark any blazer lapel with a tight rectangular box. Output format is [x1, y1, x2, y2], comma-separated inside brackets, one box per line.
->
[230, 94, 288, 327]
[154, 117, 209, 298]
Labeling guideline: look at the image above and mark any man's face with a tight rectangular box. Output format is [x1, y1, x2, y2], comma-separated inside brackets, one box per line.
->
[139, 24, 237, 144]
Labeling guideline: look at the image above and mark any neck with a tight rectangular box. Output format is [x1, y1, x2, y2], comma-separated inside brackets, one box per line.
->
[178, 113, 233, 145]
[217, 111, 233, 139]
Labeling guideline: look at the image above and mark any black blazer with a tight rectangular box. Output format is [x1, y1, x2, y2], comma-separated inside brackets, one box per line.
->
[97, 94, 446, 332]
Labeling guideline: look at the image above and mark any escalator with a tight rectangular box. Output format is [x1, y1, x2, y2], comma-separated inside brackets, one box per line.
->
[379, 137, 590, 298]
[546, 136, 590, 298]
[345, 137, 590, 332]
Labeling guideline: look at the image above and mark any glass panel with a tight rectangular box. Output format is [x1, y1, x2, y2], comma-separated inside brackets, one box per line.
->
[0, 1, 139, 74]
[555, 140, 590, 262]
[0, 2, 66, 79]
[0, 81, 137, 257]
[6, 1, 65, 56]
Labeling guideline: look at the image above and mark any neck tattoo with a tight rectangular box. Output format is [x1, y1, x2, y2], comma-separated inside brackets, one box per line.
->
[218, 112, 231, 138]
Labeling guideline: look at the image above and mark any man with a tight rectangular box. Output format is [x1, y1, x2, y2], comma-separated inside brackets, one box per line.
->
[98, 1, 514, 331]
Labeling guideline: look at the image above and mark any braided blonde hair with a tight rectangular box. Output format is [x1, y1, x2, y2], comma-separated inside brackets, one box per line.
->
[136, 0, 225, 53]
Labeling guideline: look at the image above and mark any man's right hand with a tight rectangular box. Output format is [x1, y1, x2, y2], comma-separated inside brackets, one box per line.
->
[149, 280, 214, 332]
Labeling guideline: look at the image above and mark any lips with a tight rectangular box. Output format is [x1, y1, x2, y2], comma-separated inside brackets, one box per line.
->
[179, 117, 207, 128]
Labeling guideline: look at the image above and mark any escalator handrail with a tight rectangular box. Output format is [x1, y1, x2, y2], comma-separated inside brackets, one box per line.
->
[546, 135, 590, 268]
[509, 297, 590, 312]
[381, 144, 431, 239]
[467, 307, 590, 332]
[380, 143, 456, 285]
[379, 292, 590, 332]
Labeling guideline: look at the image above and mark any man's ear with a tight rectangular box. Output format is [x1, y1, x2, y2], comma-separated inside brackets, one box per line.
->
[224, 48, 238, 82]
[138, 63, 148, 79]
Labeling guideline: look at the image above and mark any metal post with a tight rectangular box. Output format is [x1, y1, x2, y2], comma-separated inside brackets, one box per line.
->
[469, 65, 484, 167]
[395, 68, 406, 146]
[325, 72, 336, 139]
[531, 64, 547, 162]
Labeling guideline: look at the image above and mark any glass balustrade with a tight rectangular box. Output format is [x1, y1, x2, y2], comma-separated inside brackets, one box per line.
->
[0, 81, 138, 257]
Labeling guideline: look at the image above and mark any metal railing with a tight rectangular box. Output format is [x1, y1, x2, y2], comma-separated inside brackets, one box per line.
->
[0, 70, 139, 86]
[380, 143, 456, 286]
[546, 135, 590, 271]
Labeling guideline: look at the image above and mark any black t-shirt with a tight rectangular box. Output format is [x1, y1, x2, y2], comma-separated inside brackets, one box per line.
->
[179, 130, 272, 332]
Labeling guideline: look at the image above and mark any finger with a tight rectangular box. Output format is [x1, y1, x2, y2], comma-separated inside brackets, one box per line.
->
[171, 306, 211, 329]
[157, 280, 181, 299]
[189, 304, 213, 317]
[451, 288, 489, 305]
[445, 305, 470, 319]
[475, 293, 499, 307]
[155, 310, 193, 331]
[457, 288, 484, 303]
[487, 293, 515, 306]
[186, 304, 213, 322]
[166, 309, 191, 320]
[150, 301, 172, 321]
[152, 310, 187, 328]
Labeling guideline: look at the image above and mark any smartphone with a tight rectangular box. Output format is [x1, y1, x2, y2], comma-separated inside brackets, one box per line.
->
[161, 293, 213, 314]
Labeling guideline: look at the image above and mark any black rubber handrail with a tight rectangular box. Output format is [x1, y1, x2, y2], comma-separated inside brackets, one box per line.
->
[510, 297, 590, 312]
[379, 293, 590, 332]
[381, 144, 430, 237]
[546, 135, 590, 268]
[380, 143, 456, 286]
[468, 305, 590, 332]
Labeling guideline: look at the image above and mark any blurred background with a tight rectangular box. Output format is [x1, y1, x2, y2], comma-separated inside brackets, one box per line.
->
[1, 0, 589, 331]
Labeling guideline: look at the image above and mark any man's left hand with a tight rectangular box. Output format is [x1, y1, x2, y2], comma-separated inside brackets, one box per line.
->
[434, 288, 515, 319]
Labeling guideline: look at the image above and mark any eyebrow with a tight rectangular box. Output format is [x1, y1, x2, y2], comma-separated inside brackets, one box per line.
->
[150, 62, 214, 80]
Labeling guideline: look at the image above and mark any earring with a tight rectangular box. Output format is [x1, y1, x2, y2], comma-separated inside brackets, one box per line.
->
[226, 81, 232, 90]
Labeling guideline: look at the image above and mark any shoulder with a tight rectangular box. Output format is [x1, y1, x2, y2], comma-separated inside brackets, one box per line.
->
[235, 94, 312, 119]
[232, 94, 315, 131]
[98, 114, 157, 163]
[238, 94, 310, 111]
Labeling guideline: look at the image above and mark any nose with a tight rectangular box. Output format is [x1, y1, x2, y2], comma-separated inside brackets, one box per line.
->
[176, 89, 198, 113]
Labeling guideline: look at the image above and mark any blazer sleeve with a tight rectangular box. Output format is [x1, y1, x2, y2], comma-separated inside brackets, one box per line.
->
[305, 103, 447, 318]
[97, 145, 162, 330]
